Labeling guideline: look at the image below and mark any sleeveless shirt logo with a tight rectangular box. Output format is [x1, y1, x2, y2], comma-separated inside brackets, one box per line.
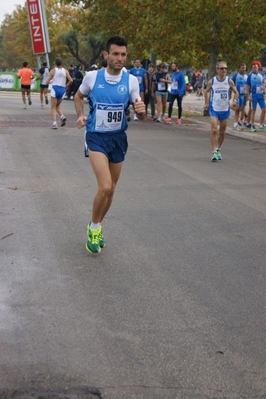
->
[117, 85, 127, 94]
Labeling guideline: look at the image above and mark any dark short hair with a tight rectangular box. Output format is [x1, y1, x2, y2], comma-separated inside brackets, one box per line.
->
[158, 63, 166, 69]
[101, 59, 107, 68]
[23, 62, 28, 67]
[106, 36, 127, 53]
[148, 63, 154, 68]
[55, 57, 63, 66]
[42, 61, 47, 67]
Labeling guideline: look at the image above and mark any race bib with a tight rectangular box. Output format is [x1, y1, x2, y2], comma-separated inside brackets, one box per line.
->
[158, 82, 166, 91]
[95, 103, 123, 131]
[171, 81, 178, 90]
[256, 84, 264, 94]
[239, 86, 246, 94]
[137, 76, 143, 85]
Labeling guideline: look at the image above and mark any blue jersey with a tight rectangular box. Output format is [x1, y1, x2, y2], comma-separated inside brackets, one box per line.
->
[232, 72, 247, 96]
[170, 71, 186, 95]
[86, 69, 130, 134]
[246, 72, 264, 97]
[130, 67, 146, 91]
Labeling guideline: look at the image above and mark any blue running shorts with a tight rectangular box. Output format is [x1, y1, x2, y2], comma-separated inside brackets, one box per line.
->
[251, 95, 265, 110]
[236, 95, 247, 108]
[209, 104, 230, 121]
[84, 131, 128, 163]
[51, 85, 66, 99]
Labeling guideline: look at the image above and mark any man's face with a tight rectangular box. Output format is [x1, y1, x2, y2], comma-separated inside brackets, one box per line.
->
[134, 59, 141, 68]
[171, 63, 177, 72]
[217, 63, 227, 76]
[239, 64, 246, 74]
[104, 44, 127, 71]
[252, 64, 259, 74]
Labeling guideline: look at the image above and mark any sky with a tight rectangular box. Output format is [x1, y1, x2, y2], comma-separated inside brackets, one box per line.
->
[0, 0, 26, 24]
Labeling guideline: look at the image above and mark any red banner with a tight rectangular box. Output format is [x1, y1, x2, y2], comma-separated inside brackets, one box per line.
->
[27, 0, 46, 54]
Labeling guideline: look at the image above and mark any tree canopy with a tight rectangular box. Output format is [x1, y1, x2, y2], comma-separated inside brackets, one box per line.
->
[1, 0, 265, 75]
[63, 0, 266, 76]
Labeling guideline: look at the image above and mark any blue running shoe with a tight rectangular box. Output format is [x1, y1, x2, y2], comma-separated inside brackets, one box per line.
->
[211, 150, 218, 161]
[217, 148, 222, 160]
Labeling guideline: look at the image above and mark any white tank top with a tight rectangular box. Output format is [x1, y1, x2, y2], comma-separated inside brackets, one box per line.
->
[41, 67, 50, 85]
[52, 67, 67, 87]
[210, 76, 230, 112]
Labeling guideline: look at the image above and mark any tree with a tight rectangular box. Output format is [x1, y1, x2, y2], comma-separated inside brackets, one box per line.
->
[0, 0, 83, 70]
[62, 0, 266, 76]
[59, 31, 105, 69]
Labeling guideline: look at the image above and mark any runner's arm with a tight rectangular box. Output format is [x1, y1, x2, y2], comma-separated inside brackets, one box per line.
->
[46, 69, 55, 85]
[74, 89, 87, 129]
[204, 79, 212, 109]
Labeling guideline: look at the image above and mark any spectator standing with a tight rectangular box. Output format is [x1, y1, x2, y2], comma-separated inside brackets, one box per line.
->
[246, 62, 266, 132]
[130, 59, 147, 120]
[165, 62, 186, 124]
[73, 64, 84, 96]
[155, 63, 171, 122]
[144, 63, 156, 120]
[231, 63, 248, 130]
[197, 71, 205, 99]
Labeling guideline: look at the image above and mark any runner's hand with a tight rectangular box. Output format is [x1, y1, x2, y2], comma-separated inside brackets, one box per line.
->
[76, 116, 88, 129]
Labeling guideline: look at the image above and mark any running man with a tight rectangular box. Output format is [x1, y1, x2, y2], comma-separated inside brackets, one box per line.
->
[36, 61, 50, 108]
[46, 57, 73, 129]
[246, 62, 266, 132]
[204, 61, 239, 161]
[74, 36, 145, 253]
[17, 62, 34, 109]
[231, 63, 248, 130]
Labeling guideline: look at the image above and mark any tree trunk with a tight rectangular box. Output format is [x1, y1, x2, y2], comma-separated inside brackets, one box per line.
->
[208, 43, 219, 79]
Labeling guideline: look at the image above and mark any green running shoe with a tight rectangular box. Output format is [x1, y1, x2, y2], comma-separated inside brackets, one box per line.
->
[217, 148, 223, 160]
[211, 150, 218, 161]
[251, 125, 256, 132]
[28, 97, 32, 105]
[86, 224, 101, 253]
[98, 225, 106, 248]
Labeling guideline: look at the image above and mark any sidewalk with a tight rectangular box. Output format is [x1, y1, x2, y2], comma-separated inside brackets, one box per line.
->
[1, 90, 266, 144]
[181, 93, 266, 144]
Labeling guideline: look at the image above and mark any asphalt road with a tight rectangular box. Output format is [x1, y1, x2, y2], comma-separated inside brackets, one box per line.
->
[1, 93, 266, 399]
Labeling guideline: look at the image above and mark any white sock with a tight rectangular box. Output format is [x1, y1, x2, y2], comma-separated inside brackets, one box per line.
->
[91, 222, 100, 230]
[233, 122, 238, 128]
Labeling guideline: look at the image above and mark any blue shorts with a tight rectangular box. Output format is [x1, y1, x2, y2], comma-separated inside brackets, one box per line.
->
[51, 85, 66, 99]
[251, 95, 265, 110]
[209, 104, 230, 121]
[236, 95, 247, 108]
[84, 131, 128, 163]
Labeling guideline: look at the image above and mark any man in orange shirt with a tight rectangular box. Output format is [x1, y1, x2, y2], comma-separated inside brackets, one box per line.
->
[17, 62, 35, 109]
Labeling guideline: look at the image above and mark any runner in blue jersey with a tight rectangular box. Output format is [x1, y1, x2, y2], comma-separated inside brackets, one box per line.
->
[231, 63, 248, 130]
[246, 62, 266, 132]
[74, 36, 145, 253]
[204, 61, 238, 161]
[130, 58, 147, 120]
